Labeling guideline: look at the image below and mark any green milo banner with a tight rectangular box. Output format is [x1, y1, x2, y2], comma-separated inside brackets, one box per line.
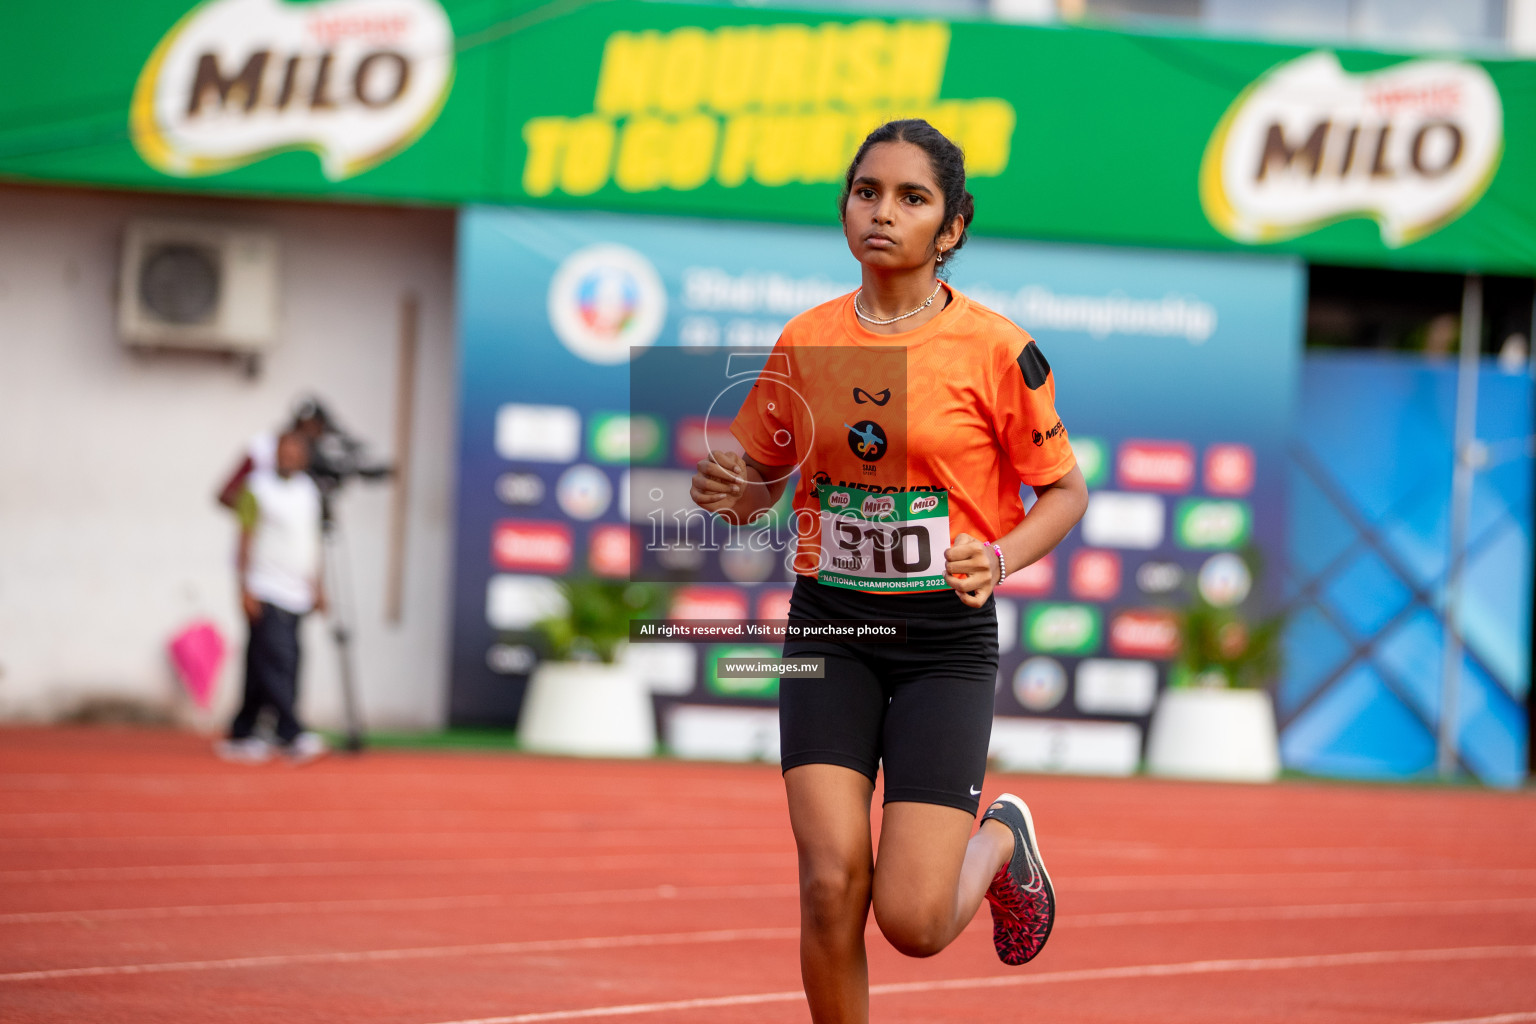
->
[3, 0, 1536, 272]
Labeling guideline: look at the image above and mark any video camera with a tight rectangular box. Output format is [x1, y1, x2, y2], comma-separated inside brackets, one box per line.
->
[292, 397, 392, 501]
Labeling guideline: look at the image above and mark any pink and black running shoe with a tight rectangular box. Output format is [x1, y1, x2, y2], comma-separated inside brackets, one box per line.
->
[980, 793, 1056, 966]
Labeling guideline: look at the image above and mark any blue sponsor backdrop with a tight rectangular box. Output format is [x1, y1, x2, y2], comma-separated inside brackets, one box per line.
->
[452, 205, 1305, 752]
[1283, 353, 1532, 788]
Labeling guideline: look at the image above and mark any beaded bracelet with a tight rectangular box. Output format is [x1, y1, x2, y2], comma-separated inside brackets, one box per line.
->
[991, 542, 1007, 584]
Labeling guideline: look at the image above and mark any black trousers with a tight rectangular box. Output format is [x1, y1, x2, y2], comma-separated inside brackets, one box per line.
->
[229, 603, 305, 744]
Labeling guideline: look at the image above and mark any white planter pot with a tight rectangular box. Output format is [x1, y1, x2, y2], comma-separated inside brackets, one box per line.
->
[1145, 687, 1280, 782]
[517, 660, 656, 758]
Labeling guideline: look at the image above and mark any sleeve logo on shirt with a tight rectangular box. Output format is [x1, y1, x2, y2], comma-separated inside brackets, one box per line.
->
[1032, 419, 1065, 446]
[845, 420, 888, 462]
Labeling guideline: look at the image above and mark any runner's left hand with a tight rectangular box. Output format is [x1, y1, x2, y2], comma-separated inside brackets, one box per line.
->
[944, 533, 999, 608]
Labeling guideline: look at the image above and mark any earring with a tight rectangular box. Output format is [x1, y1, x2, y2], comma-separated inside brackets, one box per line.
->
[937, 250, 945, 264]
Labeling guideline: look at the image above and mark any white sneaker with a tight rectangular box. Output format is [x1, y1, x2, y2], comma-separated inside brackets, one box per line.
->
[284, 732, 329, 764]
[215, 737, 272, 764]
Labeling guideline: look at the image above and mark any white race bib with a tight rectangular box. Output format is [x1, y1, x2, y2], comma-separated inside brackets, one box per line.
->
[816, 485, 949, 592]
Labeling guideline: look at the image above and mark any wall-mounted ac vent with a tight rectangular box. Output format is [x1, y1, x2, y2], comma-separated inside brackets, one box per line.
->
[118, 221, 279, 352]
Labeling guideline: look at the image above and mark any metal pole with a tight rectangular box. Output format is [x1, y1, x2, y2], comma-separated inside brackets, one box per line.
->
[1437, 274, 1482, 778]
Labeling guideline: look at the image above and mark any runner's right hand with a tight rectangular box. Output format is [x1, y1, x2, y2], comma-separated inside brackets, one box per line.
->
[691, 450, 747, 512]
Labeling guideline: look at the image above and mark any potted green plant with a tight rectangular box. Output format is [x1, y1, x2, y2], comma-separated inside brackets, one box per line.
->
[1145, 552, 1284, 782]
[517, 579, 670, 757]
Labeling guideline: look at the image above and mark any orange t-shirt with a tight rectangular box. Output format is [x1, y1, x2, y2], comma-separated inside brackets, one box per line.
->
[730, 286, 1075, 589]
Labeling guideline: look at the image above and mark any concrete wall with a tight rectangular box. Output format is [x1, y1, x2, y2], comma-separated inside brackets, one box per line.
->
[0, 184, 457, 732]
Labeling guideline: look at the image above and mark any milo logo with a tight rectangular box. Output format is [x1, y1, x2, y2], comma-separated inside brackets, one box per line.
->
[861, 495, 896, 518]
[1201, 51, 1503, 247]
[1024, 603, 1101, 655]
[910, 495, 939, 514]
[828, 491, 851, 509]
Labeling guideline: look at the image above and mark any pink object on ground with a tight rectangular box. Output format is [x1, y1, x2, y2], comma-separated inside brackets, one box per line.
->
[168, 620, 226, 709]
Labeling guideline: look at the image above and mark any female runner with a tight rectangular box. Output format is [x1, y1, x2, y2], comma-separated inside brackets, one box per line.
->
[689, 119, 1088, 1023]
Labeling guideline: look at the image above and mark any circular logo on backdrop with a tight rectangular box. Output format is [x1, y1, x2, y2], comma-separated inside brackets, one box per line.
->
[1013, 657, 1067, 712]
[547, 244, 667, 364]
[845, 420, 887, 462]
[555, 465, 612, 521]
[1198, 552, 1252, 607]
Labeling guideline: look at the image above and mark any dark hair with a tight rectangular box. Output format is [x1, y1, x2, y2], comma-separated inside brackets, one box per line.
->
[838, 119, 975, 276]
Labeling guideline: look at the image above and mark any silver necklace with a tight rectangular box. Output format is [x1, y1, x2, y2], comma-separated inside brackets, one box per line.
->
[854, 282, 944, 325]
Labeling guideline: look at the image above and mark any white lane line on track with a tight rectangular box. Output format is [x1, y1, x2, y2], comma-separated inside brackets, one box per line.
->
[419, 945, 1536, 1024]
[0, 828, 786, 852]
[7, 860, 1535, 887]
[0, 852, 793, 882]
[0, 927, 801, 982]
[4, 892, 1532, 929]
[0, 884, 801, 924]
[1409, 1014, 1536, 1024]
[1069, 897, 1536, 927]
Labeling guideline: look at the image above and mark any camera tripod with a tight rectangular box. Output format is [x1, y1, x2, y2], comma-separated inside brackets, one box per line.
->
[320, 498, 366, 753]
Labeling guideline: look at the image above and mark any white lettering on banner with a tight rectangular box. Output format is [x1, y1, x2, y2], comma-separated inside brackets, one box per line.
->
[968, 285, 1218, 344]
[682, 268, 857, 316]
[1202, 51, 1503, 247]
[131, 0, 454, 180]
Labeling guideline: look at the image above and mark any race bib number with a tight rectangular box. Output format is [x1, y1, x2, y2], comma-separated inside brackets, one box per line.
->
[816, 485, 949, 592]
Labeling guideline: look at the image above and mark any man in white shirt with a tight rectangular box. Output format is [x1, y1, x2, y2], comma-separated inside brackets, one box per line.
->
[217, 430, 329, 763]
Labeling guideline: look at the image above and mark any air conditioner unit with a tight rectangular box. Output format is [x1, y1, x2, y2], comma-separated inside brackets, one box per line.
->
[118, 221, 279, 352]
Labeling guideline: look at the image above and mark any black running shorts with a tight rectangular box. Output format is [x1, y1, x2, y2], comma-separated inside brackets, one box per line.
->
[779, 575, 1000, 815]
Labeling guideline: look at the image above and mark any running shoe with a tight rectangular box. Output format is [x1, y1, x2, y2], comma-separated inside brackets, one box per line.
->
[214, 737, 272, 764]
[283, 732, 329, 765]
[980, 793, 1055, 966]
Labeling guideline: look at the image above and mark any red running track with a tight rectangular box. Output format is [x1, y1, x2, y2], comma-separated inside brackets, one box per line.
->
[1, 727, 1534, 1024]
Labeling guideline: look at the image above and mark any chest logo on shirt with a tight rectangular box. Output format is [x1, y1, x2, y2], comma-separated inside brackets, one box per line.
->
[852, 386, 891, 406]
[845, 420, 888, 463]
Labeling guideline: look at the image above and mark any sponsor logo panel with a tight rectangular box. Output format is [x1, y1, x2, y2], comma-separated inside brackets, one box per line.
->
[988, 717, 1142, 776]
[1071, 436, 1108, 488]
[589, 412, 666, 465]
[1198, 552, 1253, 607]
[1012, 656, 1067, 712]
[1203, 443, 1256, 496]
[1069, 549, 1122, 601]
[496, 404, 581, 463]
[1176, 499, 1253, 549]
[1135, 560, 1185, 595]
[587, 524, 636, 577]
[756, 587, 794, 621]
[674, 416, 712, 467]
[555, 464, 612, 521]
[1081, 492, 1166, 549]
[996, 552, 1054, 596]
[492, 521, 573, 573]
[495, 471, 546, 506]
[1075, 658, 1158, 716]
[1117, 440, 1195, 492]
[706, 645, 782, 698]
[1108, 608, 1181, 658]
[671, 586, 749, 620]
[1024, 602, 1101, 655]
[485, 573, 565, 630]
